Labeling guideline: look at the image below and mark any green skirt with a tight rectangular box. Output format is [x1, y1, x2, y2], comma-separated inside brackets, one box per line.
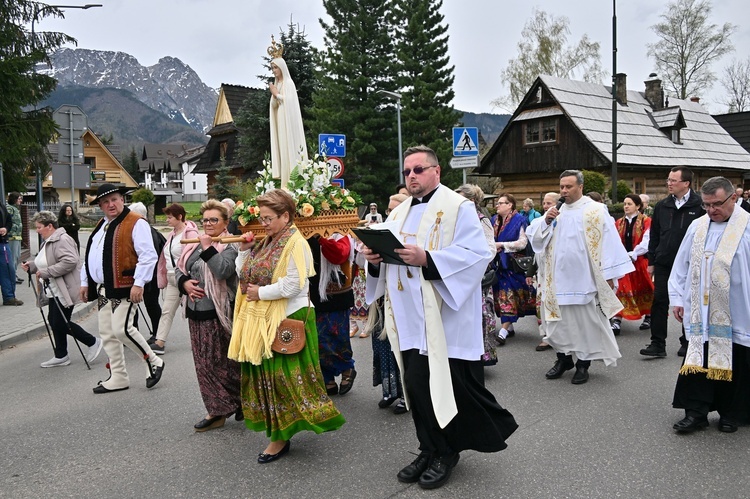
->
[240, 307, 345, 441]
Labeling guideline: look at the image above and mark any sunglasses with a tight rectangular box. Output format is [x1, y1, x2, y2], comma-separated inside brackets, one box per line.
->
[403, 165, 437, 177]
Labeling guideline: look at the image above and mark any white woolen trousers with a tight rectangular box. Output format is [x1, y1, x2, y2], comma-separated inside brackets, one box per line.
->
[156, 274, 182, 342]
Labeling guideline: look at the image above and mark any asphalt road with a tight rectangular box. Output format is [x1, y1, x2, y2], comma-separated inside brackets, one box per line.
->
[1, 306, 749, 498]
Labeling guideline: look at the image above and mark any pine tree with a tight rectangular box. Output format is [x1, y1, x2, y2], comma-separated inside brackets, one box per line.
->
[0, 1, 75, 191]
[123, 147, 143, 183]
[212, 157, 234, 200]
[310, 0, 400, 207]
[392, 0, 463, 187]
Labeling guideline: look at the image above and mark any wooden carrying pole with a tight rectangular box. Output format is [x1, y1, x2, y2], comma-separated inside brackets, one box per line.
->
[179, 236, 250, 244]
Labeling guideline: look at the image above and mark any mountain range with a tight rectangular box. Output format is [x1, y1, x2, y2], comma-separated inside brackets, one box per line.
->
[38, 47, 509, 151]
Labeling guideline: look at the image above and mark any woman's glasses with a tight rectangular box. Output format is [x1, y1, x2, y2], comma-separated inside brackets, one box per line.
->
[258, 215, 280, 225]
[201, 217, 220, 225]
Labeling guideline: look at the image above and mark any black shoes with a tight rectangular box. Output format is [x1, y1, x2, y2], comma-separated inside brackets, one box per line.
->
[718, 417, 738, 433]
[257, 441, 290, 464]
[338, 368, 357, 395]
[194, 415, 226, 432]
[640, 343, 667, 357]
[146, 361, 165, 388]
[610, 318, 621, 336]
[677, 343, 688, 357]
[639, 317, 651, 330]
[379, 396, 398, 408]
[234, 408, 244, 421]
[673, 415, 709, 433]
[393, 399, 408, 415]
[545, 358, 574, 379]
[418, 453, 460, 489]
[397, 452, 433, 483]
[571, 366, 589, 385]
[92, 384, 129, 394]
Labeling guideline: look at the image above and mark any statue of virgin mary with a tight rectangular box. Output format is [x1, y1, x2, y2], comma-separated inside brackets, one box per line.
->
[268, 37, 308, 188]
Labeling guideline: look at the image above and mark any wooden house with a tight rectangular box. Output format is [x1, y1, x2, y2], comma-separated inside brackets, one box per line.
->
[140, 143, 207, 205]
[476, 74, 750, 204]
[714, 111, 750, 189]
[193, 84, 261, 186]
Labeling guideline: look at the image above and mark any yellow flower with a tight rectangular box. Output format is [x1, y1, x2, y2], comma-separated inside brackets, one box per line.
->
[235, 200, 244, 210]
[333, 197, 342, 207]
[300, 203, 315, 217]
[238, 215, 248, 226]
[321, 200, 330, 211]
[345, 196, 354, 205]
[250, 206, 260, 216]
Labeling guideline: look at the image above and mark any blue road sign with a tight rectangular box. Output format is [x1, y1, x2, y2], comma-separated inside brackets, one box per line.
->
[453, 127, 479, 156]
[331, 178, 345, 188]
[319, 134, 346, 158]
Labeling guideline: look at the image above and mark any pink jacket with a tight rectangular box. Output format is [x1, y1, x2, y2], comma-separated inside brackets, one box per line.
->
[157, 220, 199, 288]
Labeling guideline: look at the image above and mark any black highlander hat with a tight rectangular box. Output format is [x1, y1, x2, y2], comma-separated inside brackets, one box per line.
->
[89, 183, 131, 205]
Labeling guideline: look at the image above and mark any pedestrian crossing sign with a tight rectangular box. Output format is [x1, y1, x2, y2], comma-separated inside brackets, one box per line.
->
[453, 127, 479, 156]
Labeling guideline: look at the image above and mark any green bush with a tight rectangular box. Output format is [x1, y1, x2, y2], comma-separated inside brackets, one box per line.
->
[131, 187, 155, 207]
[608, 180, 632, 202]
[581, 170, 606, 197]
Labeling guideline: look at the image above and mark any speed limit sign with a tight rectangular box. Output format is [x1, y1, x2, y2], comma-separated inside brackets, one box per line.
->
[327, 157, 344, 179]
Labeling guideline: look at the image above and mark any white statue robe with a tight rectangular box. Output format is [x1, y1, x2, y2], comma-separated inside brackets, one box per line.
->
[269, 57, 308, 189]
[365, 185, 493, 427]
[668, 216, 750, 348]
[530, 196, 633, 365]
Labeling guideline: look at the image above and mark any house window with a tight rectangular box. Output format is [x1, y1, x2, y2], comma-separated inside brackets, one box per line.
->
[524, 119, 558, 145]
[192, 182, 196, 190]
[219, 142, 228, 159]
[633, 177, 646, 194]
[671, 129, 681, 144]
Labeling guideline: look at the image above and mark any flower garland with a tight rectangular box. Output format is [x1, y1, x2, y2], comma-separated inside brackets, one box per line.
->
[232, 154, 361, 226]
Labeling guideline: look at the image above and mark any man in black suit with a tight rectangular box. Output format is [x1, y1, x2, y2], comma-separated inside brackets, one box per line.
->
[734, 187, 750, 212]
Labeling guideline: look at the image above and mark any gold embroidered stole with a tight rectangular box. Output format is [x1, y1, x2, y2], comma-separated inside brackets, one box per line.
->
[383, 186, 466, 428]
[681, 209, 749, 381]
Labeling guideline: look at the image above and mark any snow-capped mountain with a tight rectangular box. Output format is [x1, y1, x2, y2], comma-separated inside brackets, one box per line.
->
[40, 48, 218, 133]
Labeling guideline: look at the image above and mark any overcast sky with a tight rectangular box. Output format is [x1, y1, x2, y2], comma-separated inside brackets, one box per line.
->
[38, 0, 750, 114]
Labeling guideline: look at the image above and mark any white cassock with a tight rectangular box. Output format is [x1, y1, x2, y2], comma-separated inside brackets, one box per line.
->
[529, 196, 633, 365]
[668, 218, 750, 348]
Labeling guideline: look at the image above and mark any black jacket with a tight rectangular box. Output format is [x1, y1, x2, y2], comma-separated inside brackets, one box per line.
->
[647, 190, 705, 269]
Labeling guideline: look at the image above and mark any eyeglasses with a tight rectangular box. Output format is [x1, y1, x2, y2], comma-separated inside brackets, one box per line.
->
[403, 165, 437, 177]
[201, 217, 220, 225]
[258, 215, 280, 225]
[666, 178, 686, 184]
[496, 201, 510, 205]
[701, 193, 733, 210]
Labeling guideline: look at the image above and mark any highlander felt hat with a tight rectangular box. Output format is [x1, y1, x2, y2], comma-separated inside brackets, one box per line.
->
[89, 183, 131, 205]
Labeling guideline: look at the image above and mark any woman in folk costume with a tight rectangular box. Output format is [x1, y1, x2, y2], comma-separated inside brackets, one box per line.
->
[268, 37, 308, 189]
[493, 193, 537, 345]
[455, 184, 499, 366]
[231, 189, 344, 464]
[611, 194, 654, 334]
[175, 200, 241, 432]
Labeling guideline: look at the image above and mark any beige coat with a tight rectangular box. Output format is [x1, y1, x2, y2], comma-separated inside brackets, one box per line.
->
[27, 228, 81, 308]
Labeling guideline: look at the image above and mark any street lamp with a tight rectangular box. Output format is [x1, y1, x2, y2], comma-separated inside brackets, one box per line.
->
[31, 3, 102, 213]
[377, 90, 404, 185]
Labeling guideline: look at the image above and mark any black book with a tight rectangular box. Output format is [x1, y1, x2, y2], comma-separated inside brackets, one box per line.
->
[351, 227, 407, 266]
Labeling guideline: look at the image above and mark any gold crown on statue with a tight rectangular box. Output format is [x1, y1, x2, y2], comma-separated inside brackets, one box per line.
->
[267, 35, 284, 59]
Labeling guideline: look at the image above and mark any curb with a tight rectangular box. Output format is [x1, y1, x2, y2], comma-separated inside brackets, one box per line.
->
[0, 301, 98, 351]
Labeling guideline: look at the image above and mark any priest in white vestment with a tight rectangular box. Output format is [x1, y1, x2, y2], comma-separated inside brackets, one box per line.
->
[529, 170, 633, 385]
[669, 177, 750, 434]
[362, 146, 517, 490]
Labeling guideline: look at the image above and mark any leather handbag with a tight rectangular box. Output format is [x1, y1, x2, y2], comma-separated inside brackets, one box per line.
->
[510, 255, 534, 274]
[271, 296, 311, 355]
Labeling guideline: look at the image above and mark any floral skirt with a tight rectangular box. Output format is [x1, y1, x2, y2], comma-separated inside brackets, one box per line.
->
[616, 258, 654, 320]
[189, 318, 241, 417]
[317, 309, 355, 382]
[482, 289, 498, 365]
[493, 269, 537, 323]
[351, 268, 368, 318]
[371, 302, 403, 399]
[241, 307, 346, 441]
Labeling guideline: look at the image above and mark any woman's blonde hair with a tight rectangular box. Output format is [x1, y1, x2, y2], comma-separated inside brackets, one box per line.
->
[201, 199, 229, 220]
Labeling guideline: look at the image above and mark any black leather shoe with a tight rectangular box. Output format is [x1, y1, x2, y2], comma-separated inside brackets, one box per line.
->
[677, 343, 688, 357]
[397, 452, 432, 483]
[92, 384, 129, 394]
[673, 415, 709, 433]
[571, 366, 589, 384]
[640, 343, 667, 357]
[338, 368, 357, 395]
[257, 441, 290, 464]
[234, 408, 244, 421]
[378, 396, 398, 408]
[194, 415, 226, 432]
[719, 417, 738, 433]
[545, 358, 574, 379]
[418, 453, 460, 490]
[146, 361, 165, 388]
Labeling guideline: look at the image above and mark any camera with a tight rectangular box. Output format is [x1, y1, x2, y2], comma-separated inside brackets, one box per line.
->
[371, 215, 377, 222]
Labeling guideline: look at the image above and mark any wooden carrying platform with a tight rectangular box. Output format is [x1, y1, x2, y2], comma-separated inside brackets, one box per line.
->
[239, 209, 361, 239]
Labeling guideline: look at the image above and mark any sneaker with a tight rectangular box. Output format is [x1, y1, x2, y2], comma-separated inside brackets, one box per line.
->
[86, 338, 103, 363]
[151, 342, 165, 355]
[639, 317, 651, 330]
[147, 335, 157, 345]
[3, 298, 23, 306]
[677, 343, 688, 357]
[393, 399, 408, 415]
[41, 356, 71, 368]
[16, 277, 23, 284]
[640, 343, 667, 357]
[610, 318, 621, 336]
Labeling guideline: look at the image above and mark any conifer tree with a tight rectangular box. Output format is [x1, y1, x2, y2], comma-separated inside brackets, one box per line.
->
[392, 0, 463, 187]
[310, 0, 400, 206]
